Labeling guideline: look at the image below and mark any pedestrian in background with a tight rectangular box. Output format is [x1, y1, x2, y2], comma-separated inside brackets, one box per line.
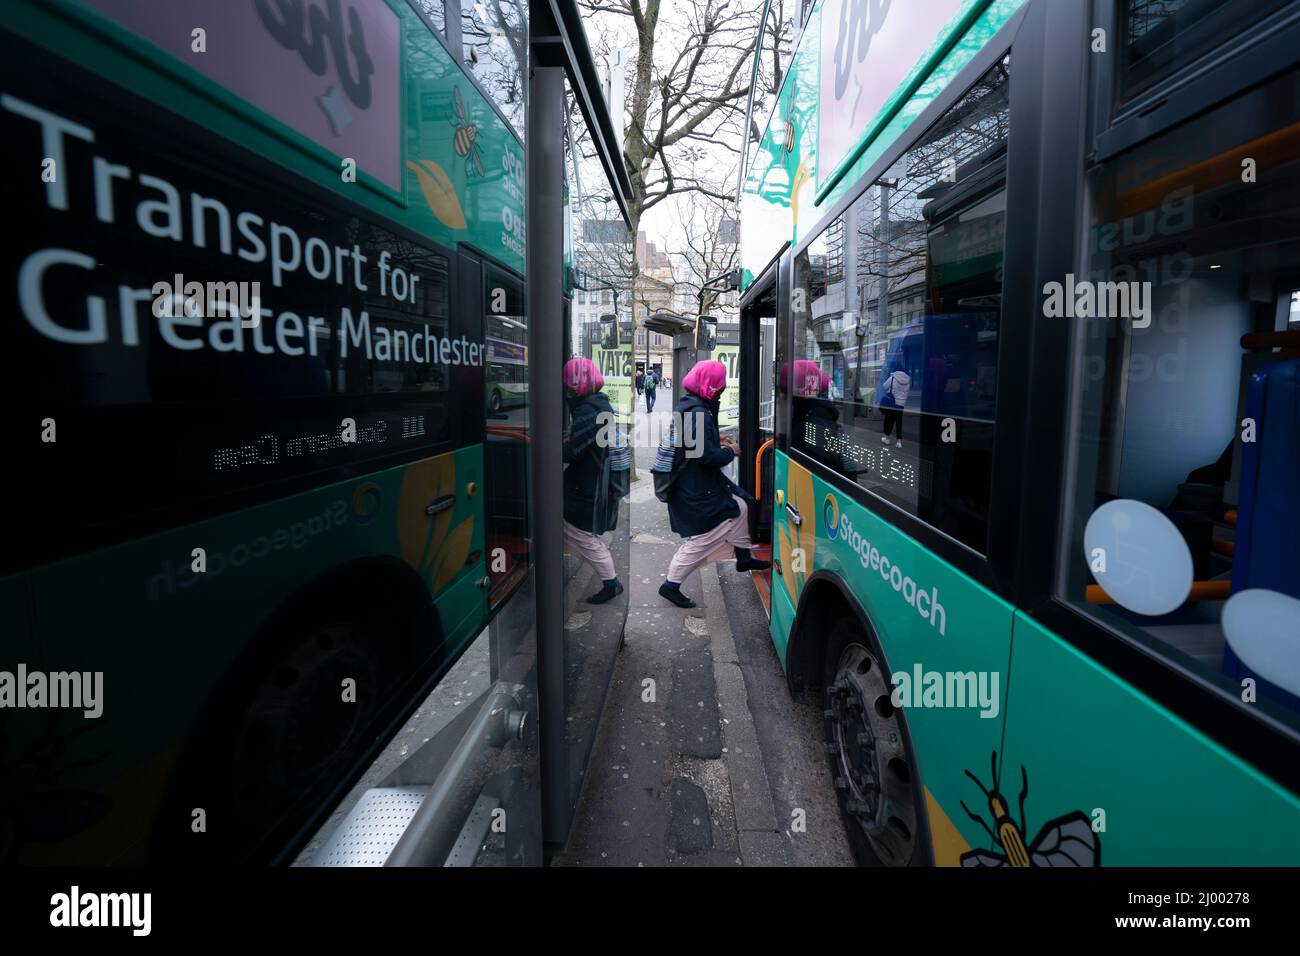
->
[879, 360, 910, 448]
[644, 368, 657, 412]
[659, 360, 769, 609]
[635, 368, 645, 395]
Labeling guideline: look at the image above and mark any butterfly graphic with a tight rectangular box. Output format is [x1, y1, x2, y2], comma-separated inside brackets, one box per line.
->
[959, 751, 1100, 867]
[0, 718, 113, 863]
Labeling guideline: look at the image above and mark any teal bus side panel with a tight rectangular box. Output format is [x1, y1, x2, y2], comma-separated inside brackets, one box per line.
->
[772, 451, 1014, 857]
[32, 446, 486, 767]
[768, 454, 798, 666]
[1001, 612, 1300, 864]
[23, 446, 485, 861]
[770, 580, 797, 670]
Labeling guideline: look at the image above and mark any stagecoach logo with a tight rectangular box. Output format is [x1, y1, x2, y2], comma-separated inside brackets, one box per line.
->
[825, 500, 947, 635]
[351, 481, 382, 524]
[823, 493, 840, 539]
[959, 752, 1101, 867]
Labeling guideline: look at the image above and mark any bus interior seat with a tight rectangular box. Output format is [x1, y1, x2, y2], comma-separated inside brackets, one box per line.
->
[1222, 358, 1300, 708]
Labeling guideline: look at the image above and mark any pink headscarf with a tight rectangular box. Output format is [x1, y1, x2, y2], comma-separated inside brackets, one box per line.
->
[682, 360, 727, 400]
[563, 357, 604, 396]
[790, 359, 829, 398]
[778, 360, 829, 396]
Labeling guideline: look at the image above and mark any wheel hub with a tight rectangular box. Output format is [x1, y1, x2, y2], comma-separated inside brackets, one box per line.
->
[826, 644, 918, 866]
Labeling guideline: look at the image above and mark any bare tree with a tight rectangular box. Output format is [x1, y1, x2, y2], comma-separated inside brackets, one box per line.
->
[577, 0, 775, 334]
[670, 187, 739, 316]
[588, 0, 760, 209]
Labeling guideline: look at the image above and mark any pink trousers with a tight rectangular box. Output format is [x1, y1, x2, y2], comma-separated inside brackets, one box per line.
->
[563, 520, 616, 581]
[667, 496, 753, 585]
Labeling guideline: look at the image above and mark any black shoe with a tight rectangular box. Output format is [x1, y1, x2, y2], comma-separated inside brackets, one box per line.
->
[736, 557, 771, 572]
[586, 581, 623, 605]
[658, 582, 696, 608]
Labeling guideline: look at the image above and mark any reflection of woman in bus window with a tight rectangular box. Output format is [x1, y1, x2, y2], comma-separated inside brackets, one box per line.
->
[563, 357, 623, 604]
[788, 359, 851, 474]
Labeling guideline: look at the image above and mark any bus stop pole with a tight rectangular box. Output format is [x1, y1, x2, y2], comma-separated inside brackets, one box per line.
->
[527, 60, 570, 851]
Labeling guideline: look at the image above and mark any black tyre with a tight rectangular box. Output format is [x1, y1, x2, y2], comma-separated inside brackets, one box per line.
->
[490, 389, 502, 412]
[821, 616, 929, 867]
[156, 565, 435, 863]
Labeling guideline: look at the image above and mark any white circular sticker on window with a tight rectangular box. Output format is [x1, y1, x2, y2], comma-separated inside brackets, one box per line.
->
[1083, 499, 1193, 616]
[1222, 589, 1300, 698]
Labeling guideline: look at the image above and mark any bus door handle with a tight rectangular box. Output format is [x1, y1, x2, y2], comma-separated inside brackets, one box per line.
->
[425, 494, 457, 517]
[785, 503, 802, 527]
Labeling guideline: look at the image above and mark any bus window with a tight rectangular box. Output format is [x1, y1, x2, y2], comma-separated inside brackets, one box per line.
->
[459, 0, 526, 135]
[484, 266, 530, 602]
[414, 0, 447, 37]
[790, 58, 1010, 553]
[1117, 0, 1294, 105]
[1063, 63, 1300, 725]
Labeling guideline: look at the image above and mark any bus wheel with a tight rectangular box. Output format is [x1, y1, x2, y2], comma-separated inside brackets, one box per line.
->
[822, 617, 925, 867]
[490, 390, 502, 412]
[158, 566, 431, 863]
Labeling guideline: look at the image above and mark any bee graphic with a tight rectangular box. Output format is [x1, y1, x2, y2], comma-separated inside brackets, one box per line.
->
[450, 86, 485, 178]
[958, 751, 1100, 867]
[1, 719, 112, 863]
[783, 96, 796, 155]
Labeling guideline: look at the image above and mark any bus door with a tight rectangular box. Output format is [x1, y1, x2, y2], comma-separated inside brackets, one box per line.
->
[739, 273, 779, 611]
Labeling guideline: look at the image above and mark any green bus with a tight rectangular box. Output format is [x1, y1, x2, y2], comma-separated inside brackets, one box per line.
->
[737, 0, 1300, 865]
[0, 0, 550, 865]
[487, 314, 529, 412]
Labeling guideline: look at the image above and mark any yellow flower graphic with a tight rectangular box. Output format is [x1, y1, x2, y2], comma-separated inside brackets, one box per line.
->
[776, 460, 816, 606]
[398, 455, 474, 595]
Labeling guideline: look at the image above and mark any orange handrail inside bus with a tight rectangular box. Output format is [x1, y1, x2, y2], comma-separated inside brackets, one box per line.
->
[754, 439, 775, 500]
[1085, 580, 1231, 605]
[487, 425, 529, 441]
[1114, 121, 1300, 219]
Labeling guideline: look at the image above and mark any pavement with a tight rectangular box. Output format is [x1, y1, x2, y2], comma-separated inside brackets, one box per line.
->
[552, 406, 852, 867]
[295, 404, 852, 867]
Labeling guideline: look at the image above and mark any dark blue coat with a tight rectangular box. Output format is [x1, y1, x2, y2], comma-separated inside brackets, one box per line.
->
[564, 391, 617, 534]
[666, 394, 746, 538]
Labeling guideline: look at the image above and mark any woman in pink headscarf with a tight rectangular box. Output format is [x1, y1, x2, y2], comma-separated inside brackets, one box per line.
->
[658, 360, 770, 608]
[563, 357, 622, 604]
